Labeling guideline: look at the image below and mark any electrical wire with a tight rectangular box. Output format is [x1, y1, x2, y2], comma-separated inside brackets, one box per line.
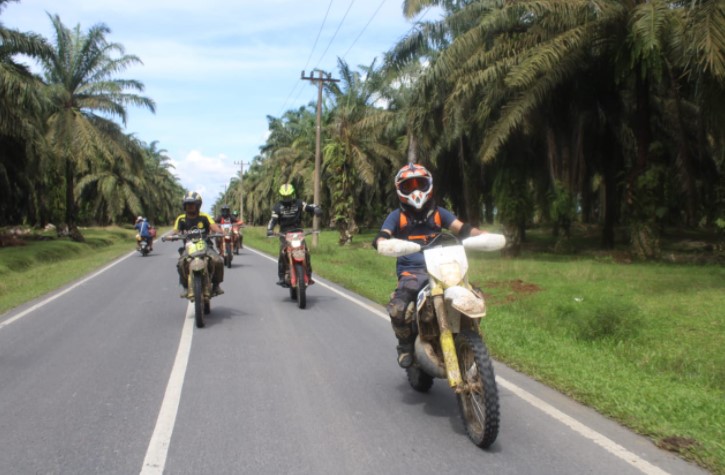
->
[276, 0, 335, 117]
[341, 0, 387, 60]
[312, 0, 356, 70]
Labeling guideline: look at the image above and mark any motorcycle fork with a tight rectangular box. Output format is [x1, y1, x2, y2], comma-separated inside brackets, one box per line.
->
[432, 291, 463, 388]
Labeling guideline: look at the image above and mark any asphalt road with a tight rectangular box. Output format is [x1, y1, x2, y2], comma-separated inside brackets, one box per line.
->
[0, 241, 709, 475]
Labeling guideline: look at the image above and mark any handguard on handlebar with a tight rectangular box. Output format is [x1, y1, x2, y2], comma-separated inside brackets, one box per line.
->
[377, 238, 422, 257]
[462, 233, 506, 251]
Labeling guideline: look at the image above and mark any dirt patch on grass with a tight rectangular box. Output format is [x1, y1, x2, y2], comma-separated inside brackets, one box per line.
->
[481, 279, 542, 305]
[657, 436, 698, 453]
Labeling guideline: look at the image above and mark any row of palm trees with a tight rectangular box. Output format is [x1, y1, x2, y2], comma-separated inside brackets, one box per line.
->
[1, 0, 183, 240]
[218, 0, 724, 257]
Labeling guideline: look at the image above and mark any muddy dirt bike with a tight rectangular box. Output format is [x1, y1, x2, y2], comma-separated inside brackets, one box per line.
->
[377, 231, 506, 449]
[162, 229, 224, 328]
[269, 229, 318, 309]
[219, 222, 234, 268]
[135, 234, 151, 256]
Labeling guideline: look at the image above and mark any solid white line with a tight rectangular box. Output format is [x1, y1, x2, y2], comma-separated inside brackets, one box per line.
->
[246, 244, 671, 475]
[140, 304, 195, 475]
[0, 250, 136, 331]
[497, 377, 670, 475]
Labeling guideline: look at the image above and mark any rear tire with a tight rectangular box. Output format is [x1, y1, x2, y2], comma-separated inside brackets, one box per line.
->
[193, 273, 205, 328]
[455, 330, 499, 448]
[406, 366, 434, 392]
[294, 263, 306, 309]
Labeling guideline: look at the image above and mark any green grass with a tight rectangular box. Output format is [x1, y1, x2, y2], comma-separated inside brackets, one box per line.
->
[244, 226, 725, 474]
[0, 226, 144, 314]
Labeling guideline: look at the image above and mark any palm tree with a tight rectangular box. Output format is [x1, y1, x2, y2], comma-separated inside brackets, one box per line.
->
[0, 0, 52, 225]
[39, 14, 155, 240]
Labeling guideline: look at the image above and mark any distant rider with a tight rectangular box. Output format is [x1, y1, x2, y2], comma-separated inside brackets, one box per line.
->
[373, 163, 487, 368]
[266, 183, 322, 286]
[168, 191, 225, 297]
[214, 204, 239, 252]
[135, 216, 153, 251]
[233, 210, 244, 249]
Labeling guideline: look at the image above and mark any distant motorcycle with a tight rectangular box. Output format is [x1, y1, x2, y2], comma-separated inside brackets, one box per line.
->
[136, 234, 151, 256]
[269, 229, 317, 309]
[233, 223, 243, 254]
[162, 229, 223, 328]
[377, 232, 506, 449]
[219, 222, 234, 268]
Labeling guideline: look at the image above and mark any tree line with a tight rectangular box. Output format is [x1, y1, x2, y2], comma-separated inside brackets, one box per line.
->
[0, 0, 183, 241]
[219, 0, 724, 258]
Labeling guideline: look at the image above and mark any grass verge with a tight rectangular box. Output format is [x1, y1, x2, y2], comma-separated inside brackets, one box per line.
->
[244, 226, 724, 474]
[0, 227, 143, 314]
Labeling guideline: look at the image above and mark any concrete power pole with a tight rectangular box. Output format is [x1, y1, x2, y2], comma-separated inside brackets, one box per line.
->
[234, 160, 252, 223]
[301, 69, 339, 247]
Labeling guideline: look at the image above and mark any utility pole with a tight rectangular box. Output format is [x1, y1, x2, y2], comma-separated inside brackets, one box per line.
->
[234, 160, 252, 223]
[301, 69, 339, 247]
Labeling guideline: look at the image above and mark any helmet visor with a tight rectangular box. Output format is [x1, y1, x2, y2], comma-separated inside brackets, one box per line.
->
[399, 177, 431, 194]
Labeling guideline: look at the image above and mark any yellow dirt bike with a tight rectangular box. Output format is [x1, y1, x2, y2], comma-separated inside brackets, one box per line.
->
[162, 229, 223, 328]
[377, 232, 506, 449]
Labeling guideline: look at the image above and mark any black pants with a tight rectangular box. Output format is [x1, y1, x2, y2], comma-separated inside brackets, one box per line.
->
[386, 268, 428, 344]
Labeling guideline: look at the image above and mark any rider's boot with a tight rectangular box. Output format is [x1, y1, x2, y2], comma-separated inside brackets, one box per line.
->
[388, 297, 414, 368]
[212, 282, 224, 296]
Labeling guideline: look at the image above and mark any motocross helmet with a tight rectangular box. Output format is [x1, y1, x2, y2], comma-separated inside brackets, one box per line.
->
[278, 183, 295, 204]
[182, 191, 202, 211]
[221, 204, 230, 216]
[395, 163, 433, 211]
[233, 210, 239, 217]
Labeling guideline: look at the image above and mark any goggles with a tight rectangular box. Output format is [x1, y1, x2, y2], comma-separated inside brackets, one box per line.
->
[399, 177, 431, 194]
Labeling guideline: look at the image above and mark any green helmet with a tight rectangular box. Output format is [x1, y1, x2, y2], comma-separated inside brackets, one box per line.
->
[278, 183, 295, 201]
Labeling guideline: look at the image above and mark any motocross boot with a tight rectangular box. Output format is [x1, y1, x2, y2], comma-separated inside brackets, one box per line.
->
[388, 297, 414, 368]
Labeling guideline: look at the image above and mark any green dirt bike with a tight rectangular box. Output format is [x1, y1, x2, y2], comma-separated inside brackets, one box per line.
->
[377, 232, 506, 449]
[162, 229, 223, 328]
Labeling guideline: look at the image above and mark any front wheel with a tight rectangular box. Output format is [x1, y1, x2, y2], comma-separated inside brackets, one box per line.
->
[225, 242, 232, 267]
[193, 273, 205, 328]
[455, 330, 499, 448]
[294, 262, 306, 309]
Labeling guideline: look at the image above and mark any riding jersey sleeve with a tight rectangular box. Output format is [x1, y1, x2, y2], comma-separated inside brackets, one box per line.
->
[380, 210, 400, 236]
[438, 207, 457, 229]
[267, 203, 280, 231]
[173, 214, 185, 232]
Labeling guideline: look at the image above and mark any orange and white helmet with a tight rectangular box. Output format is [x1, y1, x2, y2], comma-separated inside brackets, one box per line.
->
[395, 163, 433, 211]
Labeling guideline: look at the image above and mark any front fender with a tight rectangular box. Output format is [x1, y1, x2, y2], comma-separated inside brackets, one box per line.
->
[189, 257, 207, 273]
[444, 285, 486, 318]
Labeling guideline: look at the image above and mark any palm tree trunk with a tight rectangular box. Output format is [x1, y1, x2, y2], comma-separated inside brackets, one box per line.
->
[64, 158, 84, 242]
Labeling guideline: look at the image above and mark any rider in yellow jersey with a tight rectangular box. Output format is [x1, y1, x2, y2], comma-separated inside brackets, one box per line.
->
[169, 191, 225, 297]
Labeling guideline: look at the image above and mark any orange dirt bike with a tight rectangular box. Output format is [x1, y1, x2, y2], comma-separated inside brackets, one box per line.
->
[162, 229, 224, 328]
[377, 231, 506, 449]
[217, 221, 235, 268]
[269, 229, 318, 309]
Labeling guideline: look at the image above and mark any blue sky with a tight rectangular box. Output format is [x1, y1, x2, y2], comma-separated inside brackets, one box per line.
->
[4, 0, 432, 211]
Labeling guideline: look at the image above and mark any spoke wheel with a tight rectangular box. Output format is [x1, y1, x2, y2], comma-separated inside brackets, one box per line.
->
[455, 330, 499, 448]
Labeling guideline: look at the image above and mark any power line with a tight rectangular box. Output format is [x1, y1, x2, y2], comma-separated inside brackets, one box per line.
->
[312, 0, 356, 70]
[277, 0, 335, 117]
[341, 0, 387, 60]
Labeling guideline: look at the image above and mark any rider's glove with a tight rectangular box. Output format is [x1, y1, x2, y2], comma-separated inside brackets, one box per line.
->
[266, 229, 274, 237]
[314, 206, 322, 216]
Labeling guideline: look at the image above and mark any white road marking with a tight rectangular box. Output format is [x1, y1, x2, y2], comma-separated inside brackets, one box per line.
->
[246, 244, 672, 475]
[0, 250, 136, 331]
[497, 378, 670, 475]
[140, 304, 195, 475]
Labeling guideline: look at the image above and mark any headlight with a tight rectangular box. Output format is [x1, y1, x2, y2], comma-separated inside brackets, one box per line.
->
[439, 262, 463, 287]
